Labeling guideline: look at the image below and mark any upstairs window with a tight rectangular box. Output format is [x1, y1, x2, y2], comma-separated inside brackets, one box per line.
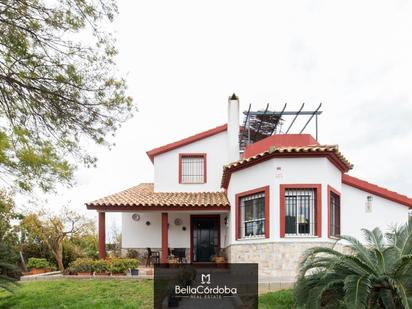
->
[280, 185, 322, 238]
[329, 189, 341, 237]
[236, 186, 270, 240]
[179, 154, 206, 184]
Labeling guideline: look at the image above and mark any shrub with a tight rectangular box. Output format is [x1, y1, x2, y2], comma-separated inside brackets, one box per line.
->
[111, 258, 139, 273]
[295, 220, 412, 308]
[126, 249, 139, 259]
[93, 259, 110, 273]
[27, 258, 49, 269]
[69, 258, 94, 273]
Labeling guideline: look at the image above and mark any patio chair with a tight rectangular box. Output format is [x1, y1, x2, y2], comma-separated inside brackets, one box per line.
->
[144, 248, 160, 267]
[171, 248, 187, 263]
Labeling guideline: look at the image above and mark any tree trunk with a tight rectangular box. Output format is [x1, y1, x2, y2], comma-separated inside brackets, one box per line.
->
[54, 241, 64, 271]
[19, 251, 28, 272]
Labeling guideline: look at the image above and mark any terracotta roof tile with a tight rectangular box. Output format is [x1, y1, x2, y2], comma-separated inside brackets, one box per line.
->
[86, 183, 229, 208]
[221, 145, 353, 188]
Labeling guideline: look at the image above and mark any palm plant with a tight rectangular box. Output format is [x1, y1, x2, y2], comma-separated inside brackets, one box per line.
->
[295, 220, 412, 308]
[0, 261, 19, 293]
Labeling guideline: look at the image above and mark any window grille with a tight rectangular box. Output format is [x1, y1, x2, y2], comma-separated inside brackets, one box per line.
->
[181, 155, 205, 183]
[285, 188, 316, 236]
[239, 193, 265, 238]
[330, 191, 341, 237]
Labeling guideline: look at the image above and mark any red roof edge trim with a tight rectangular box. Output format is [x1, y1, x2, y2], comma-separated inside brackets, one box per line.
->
[342, 174, 412, 208]
[146, 124, 227, 163]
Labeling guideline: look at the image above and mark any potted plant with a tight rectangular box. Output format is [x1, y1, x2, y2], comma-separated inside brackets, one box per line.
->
[93, 259, 110, 276]
[211, 250, 226, 266]
[167, 255, 178, 266]
[27, 258, 50, 275]
[70, 258, 94, 276]
[124, 258, 139, 276]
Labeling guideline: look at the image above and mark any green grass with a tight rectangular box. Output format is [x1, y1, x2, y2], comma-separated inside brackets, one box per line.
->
[0, 279, 153, 309]
[259, 289, 295, 309]
[0, 279, 294, 309]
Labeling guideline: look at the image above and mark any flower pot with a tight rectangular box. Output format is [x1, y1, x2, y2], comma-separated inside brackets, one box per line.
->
[168, 258, 178, 265]
[31, 268, 47, 275]
[95, 272, 110, 276]
[77, 272, 91, 276]
[131, 269, 139, 276]
[214, 256, 226, 263]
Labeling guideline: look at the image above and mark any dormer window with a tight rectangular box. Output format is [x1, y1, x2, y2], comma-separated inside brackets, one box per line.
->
[179, 153, 207, 184]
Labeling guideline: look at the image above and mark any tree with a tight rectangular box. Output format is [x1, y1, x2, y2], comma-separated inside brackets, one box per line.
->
[295, 221, 412, 308]
[0, 190, 21, 291]
[0, 0, 133, 193]
[0, 190, 19, 262]
[21, 207, 94, 270]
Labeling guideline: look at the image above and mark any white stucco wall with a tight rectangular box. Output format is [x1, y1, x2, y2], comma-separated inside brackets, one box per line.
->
[341, 184, 410, 240]
[122, 212, 228, 249]
[227, 157, 342, 244]
[153, 131, 230, 192]
[226, 155, 410, 246]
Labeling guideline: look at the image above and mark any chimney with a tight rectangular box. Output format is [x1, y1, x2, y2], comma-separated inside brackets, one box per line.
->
[227, 93, 240, 162]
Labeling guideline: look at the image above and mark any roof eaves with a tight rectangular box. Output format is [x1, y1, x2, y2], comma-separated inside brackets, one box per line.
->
[146, 124, 228, 163]
[342, 174, 412, 208]
[221, 145, 353, 188]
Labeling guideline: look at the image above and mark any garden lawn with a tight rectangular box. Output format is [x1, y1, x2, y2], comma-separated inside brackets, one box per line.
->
[0, 279, 294, 309]
[0, 279, 153, 309]
[259, 289, 295, 308]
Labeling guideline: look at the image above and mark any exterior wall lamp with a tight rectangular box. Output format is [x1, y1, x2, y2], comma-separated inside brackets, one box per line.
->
[366, 195, 373, 213]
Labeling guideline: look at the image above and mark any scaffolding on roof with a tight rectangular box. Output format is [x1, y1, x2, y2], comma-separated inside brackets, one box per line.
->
[240, 103, 322, 151]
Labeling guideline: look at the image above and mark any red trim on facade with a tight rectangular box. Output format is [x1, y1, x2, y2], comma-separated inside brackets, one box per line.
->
[87, 205, 230, 212]
[98, 212, 106, 259]
[222, 152, 349, 188]
[235, 186, 270, 240]
[243, 134, 319, 158]
[178, 153, 207, 184]
[342, 174, 412, 208]
[190, 214, 221, 263]
[327, 185, 341, 238]
[161, 213, 168, 263]
[146, 124, 227, 163]
[279, 184, 322, 238]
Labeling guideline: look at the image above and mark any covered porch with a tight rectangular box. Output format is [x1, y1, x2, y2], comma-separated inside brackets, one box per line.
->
[85, 183, 230, 263]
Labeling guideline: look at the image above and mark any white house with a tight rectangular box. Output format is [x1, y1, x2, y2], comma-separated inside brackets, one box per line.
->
[86, 95, 412, 279]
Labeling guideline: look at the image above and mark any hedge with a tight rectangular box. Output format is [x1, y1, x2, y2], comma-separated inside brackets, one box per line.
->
[27, 258, 50, 269]
[69, 258, 139, 274]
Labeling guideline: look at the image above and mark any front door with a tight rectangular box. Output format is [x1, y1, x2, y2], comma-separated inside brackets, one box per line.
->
[191, 215, 220, 262]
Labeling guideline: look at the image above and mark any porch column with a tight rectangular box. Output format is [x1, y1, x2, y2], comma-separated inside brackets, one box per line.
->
[98, 211, 106, 259]
[161, 212, 168, 263]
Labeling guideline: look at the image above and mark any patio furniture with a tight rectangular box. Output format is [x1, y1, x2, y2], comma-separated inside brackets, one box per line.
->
[151, 251, 160, 264]
[144, 248, 160, 267]
[171, 248, 187, 263]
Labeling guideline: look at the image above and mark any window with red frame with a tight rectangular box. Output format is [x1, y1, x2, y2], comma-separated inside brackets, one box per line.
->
[280, 185, 321, 238]
[329, 191, 341, 237]
[239, 192, 266, 238]
[179, 154, 206, 184]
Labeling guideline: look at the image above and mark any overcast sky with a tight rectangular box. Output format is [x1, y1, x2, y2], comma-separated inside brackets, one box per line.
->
[18, 0, 412, 232]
